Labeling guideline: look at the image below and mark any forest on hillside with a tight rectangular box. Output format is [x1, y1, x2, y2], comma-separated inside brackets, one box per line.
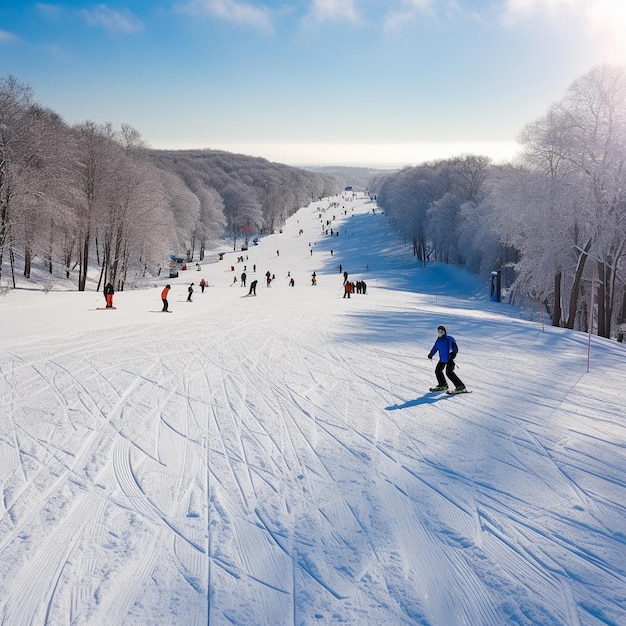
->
[148, 150, 341, 255]
[0, 75, 342, 293]
[370, 66, 626, 340]
[2, 65, 625, 340]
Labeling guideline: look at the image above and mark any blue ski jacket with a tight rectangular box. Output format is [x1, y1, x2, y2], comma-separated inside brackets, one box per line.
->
[428, 335, 458, 363]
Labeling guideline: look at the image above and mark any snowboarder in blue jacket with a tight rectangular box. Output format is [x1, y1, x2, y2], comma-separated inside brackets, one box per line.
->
[428, 325, 465, 392]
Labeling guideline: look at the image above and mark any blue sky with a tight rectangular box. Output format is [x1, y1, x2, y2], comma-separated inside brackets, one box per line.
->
[1, 1, 625, 166]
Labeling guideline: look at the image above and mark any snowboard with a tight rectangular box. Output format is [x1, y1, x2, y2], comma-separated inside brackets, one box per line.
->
[150, 310, 173, 313]
[446, 389, 472, 395]
[96, 307, 117, 310]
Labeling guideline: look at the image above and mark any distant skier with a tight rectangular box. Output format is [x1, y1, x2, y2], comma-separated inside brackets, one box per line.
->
[104, 282, 114, 308]
[428, 325, 466, 392]
[248, 279, 258, 296]
[161, 284, 170, 312]
[187, 283, 194, 302]
[241, 272, 247, 287]
[311, 271, 317, 286]
[199, 278, 206, 293]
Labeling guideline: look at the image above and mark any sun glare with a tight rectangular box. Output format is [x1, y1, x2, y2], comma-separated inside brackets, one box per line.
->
[588, 0, 626, 63]
[503, 0, 626, 63]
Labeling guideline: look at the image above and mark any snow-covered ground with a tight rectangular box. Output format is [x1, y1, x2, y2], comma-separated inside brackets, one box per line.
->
[1, 194, 625, 626]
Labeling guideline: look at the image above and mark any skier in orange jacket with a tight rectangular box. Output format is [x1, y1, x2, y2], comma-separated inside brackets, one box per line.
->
[161, 285, 170, 312]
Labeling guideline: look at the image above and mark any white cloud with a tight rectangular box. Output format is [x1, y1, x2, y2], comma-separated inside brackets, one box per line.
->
[502, 0, 621, 23]
[0, 29, 19, 43]
[501, 0, 578, 23]
[304, 0, 360, 25]
[501, 0, 626, 62]
[80, 4, 144, 34]
[35, 3, 63, 20]
[383, 0, 435, 31]
[177, 0, 274, 34]
[443, 0, 486, 22]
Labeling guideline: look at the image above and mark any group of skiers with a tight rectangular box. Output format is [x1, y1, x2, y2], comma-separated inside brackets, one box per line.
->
[342, 280, 367, 298]
[112, 283, 468, 394]
[104, 202, 469, 395]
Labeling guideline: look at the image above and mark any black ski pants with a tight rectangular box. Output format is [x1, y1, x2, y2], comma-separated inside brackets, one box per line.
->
[435, 360, 464, 388]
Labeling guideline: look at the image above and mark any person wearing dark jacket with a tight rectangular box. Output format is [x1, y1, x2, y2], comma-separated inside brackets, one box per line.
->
[104, 282, 114, 308]
[428, 325, 465, 392]
[187, 283, 194, 302]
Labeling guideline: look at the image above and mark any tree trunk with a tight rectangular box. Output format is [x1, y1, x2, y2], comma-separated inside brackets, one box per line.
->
[78, 231, 89, 291]
[23, 242, 31, 279]
[617, 291, 626, 342]
[9, 245, 16, 288]
[564, 239, 592, 329]
[0, 172, 9, 284]
[63, 234, 74, 280]
[97, 257, 106, 293]
[110, 224, 125, 288]
[47, 218, 54, 274]
[552, 271, 562, 327]
[596, 262, 606, 338]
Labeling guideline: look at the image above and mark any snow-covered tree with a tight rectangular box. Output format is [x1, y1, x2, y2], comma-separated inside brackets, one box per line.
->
[427, 193, 462, 264]
[510, 65, 626, 335]
[221, 183, 263, 250]
[70, 121, 118, 290]
[0, 76, 36, 285]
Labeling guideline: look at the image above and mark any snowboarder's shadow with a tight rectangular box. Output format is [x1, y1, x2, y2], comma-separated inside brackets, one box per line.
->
[385, 393, 451, 411]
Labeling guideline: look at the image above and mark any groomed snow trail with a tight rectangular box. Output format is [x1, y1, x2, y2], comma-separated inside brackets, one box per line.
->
[1, 195, 625, 625]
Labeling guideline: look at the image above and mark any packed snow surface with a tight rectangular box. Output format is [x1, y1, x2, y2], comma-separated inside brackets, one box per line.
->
[1, 195, 625, 625]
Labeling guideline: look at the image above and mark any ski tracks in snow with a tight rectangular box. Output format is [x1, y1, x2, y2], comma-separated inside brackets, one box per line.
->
[2, 196, 626, 625]
[0, 327, 212, 624]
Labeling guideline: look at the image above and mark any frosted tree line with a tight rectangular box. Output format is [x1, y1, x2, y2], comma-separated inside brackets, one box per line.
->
[0, 75, 341, 291]
[372, 65, 626, 340]
[4, 66, 625, 339]
[149, 150, 339, 254]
